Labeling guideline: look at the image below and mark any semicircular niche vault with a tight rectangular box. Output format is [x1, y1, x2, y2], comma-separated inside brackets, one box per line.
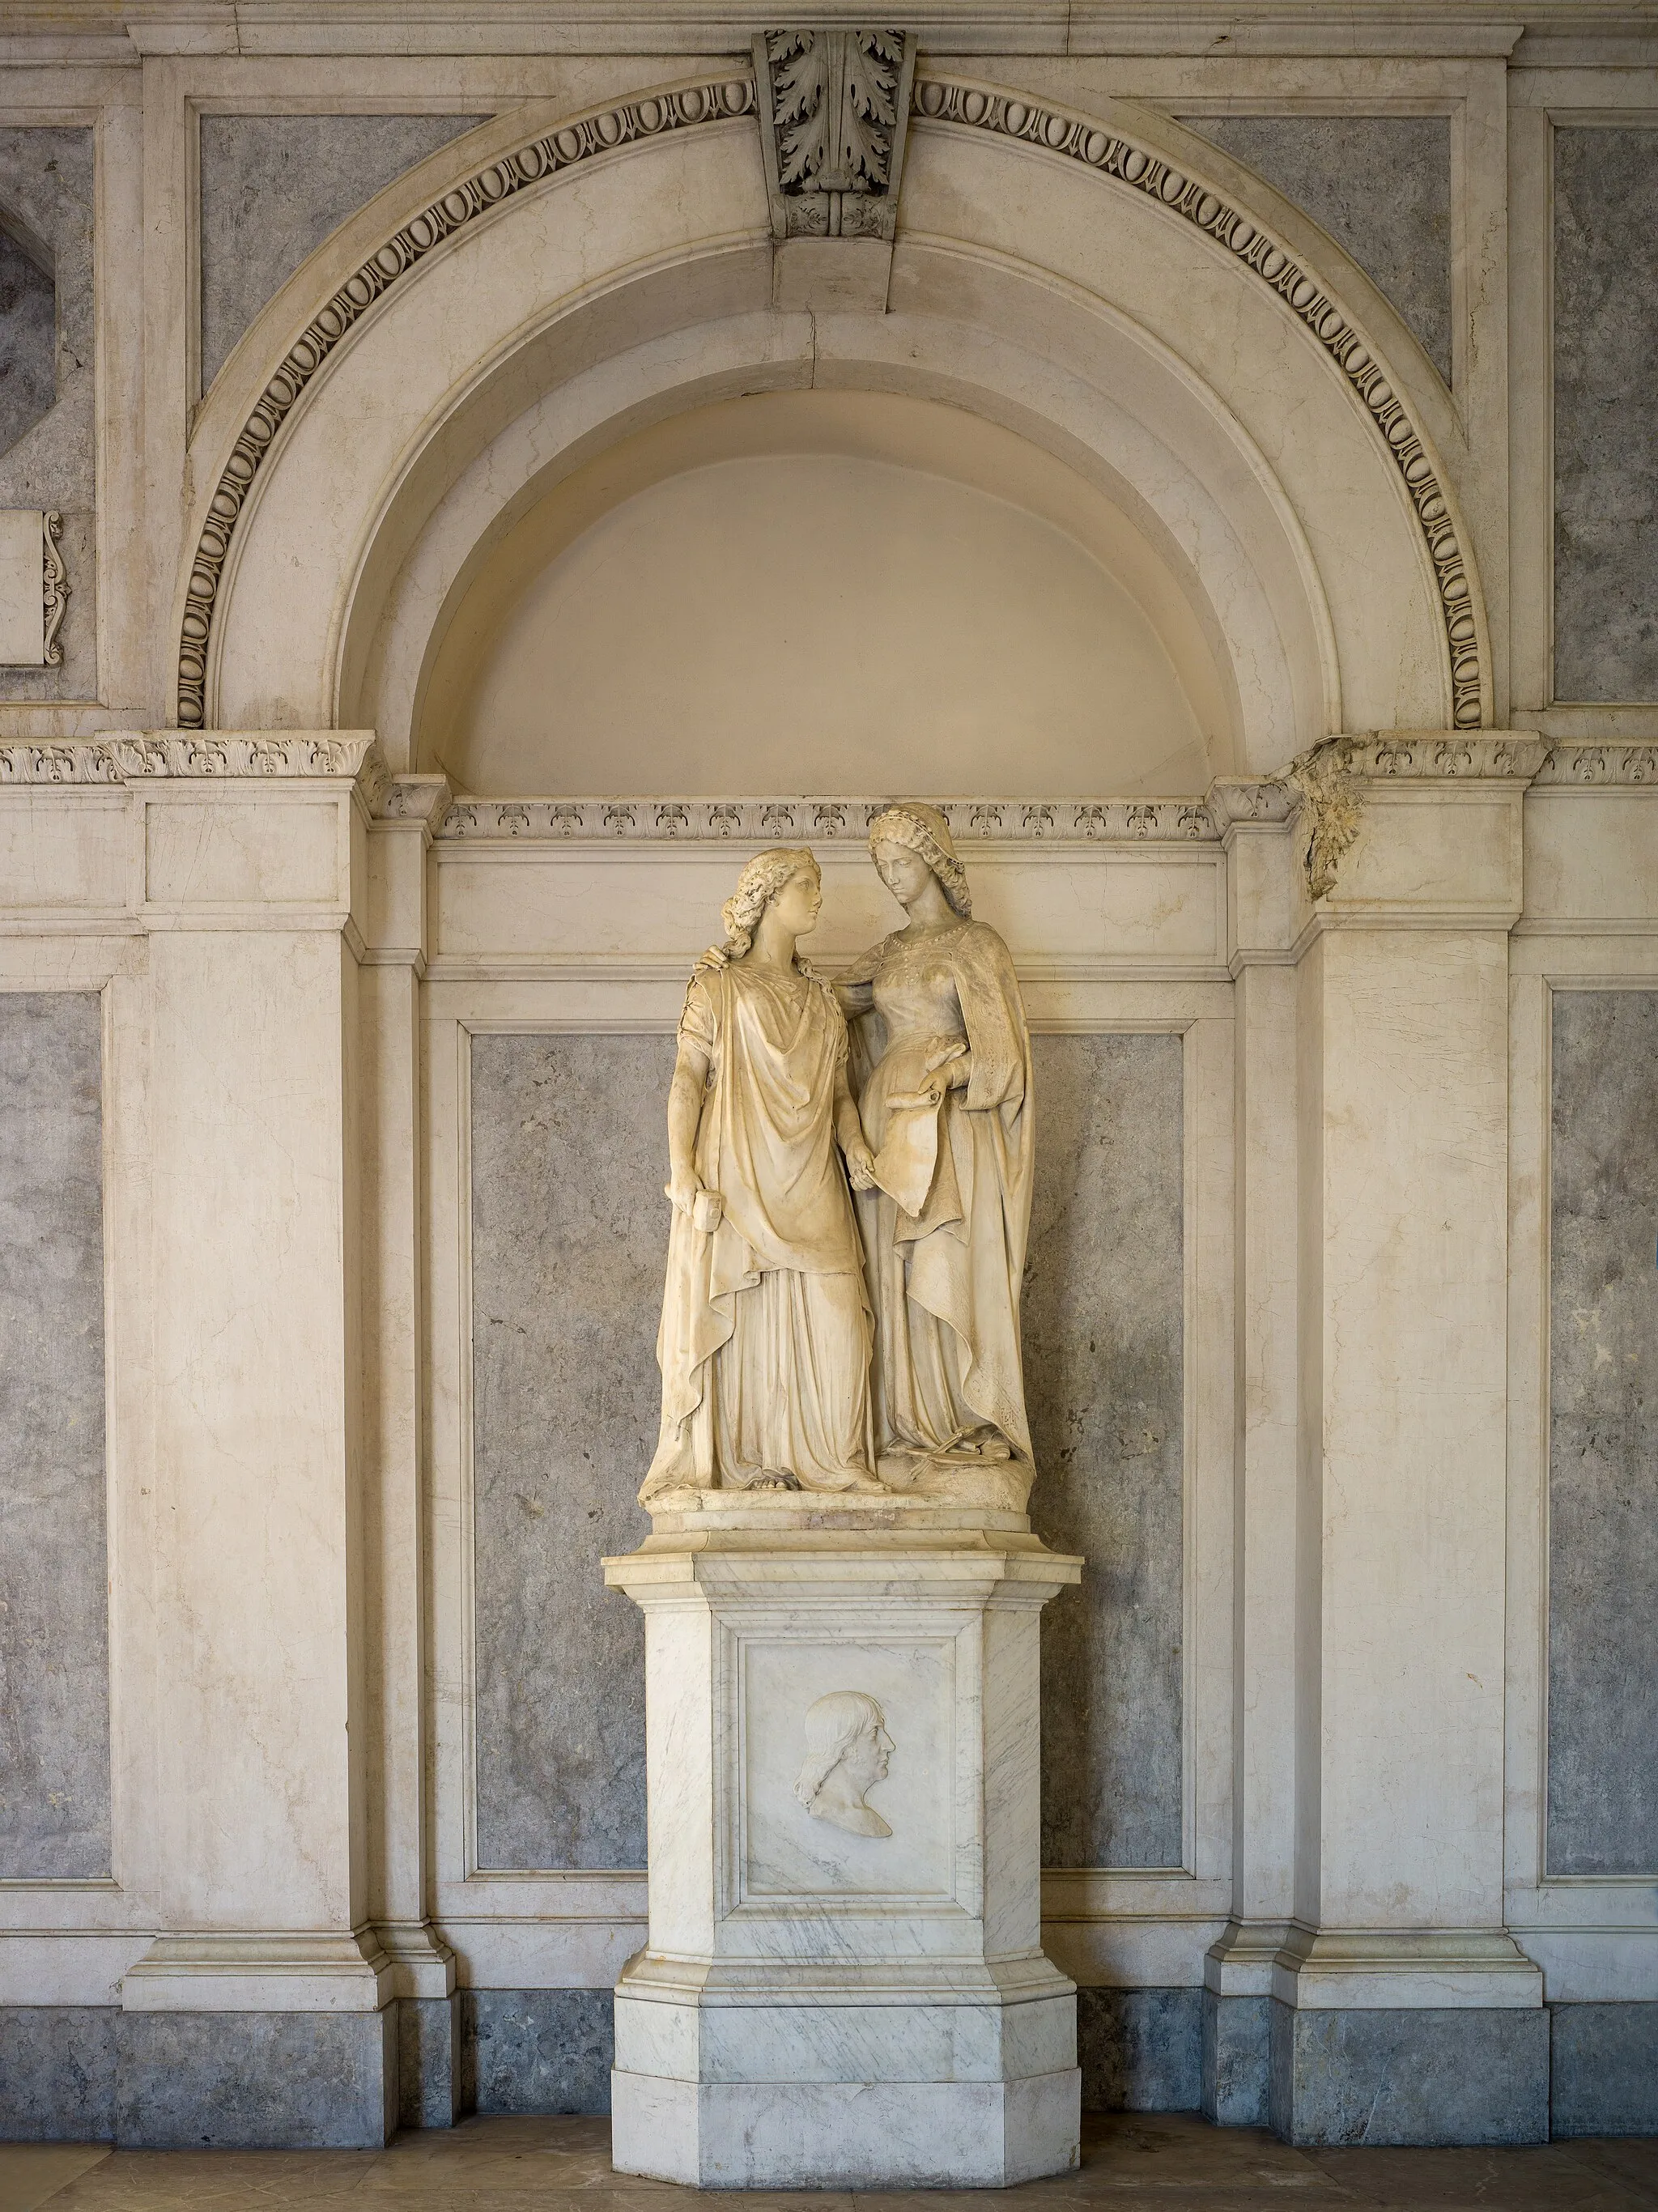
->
[415, 390, 1238, 798]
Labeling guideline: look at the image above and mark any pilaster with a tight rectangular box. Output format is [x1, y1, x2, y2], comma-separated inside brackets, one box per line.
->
[360, 776, 459, 2127]
[1277, 734, 1548, 2146]
[1208, 778, 1301, 2127]
[104, 733, 396, 2144]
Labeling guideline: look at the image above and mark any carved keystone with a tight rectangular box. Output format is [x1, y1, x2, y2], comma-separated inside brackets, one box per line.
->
[755, 28, 916, 311]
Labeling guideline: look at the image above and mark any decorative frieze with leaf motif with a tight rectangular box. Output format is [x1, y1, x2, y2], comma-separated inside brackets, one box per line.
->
[433, 794, 1231, 842]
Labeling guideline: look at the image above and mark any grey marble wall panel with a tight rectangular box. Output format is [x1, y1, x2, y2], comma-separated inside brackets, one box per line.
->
[1554, 130, 1658, 701]
[200, 114, 487, 390]
[470, 1034, 669, 1870]
[0, 129, 96, 701]
[0, 2006, 115, 2139]
[1202, 1991, 1271, 2128]
[0, 223, 56, 457]
[1027, 1032, 1184, 1870]
[1180, 116, 1452, 383]
[1078, 1988, 1201, 2112]
[1268, 2003, 1549, 2146]
[466, 1989, 614, 2116]
[115, 2010, 396, 2148]
[1547, 991, 1658, 1876]
[0, 992, 109, 1879]
[1551, 2003, 1658, 2136]
[398, 1994, 461, 2129]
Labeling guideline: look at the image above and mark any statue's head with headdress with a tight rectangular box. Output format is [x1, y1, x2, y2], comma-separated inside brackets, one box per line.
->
[866, 802, 972, 918]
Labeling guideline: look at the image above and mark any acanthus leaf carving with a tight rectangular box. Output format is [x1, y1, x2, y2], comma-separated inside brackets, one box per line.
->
[1281, 734, 1550, 898]
[755, 29, 916, 241]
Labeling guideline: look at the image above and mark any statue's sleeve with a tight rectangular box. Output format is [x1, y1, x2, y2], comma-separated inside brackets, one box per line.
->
[821, 981, 851, 1071]
[956, 928, 1027, 1114]
[838, 938, 888, 988]
[678, 968, 720, 1055]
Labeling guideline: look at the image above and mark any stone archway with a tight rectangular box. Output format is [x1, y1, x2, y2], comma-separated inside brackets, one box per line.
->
[174, 67, 1487, 769]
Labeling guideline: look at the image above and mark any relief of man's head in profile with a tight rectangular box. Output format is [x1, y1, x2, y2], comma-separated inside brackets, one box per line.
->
[793, 1690, 895, 1837]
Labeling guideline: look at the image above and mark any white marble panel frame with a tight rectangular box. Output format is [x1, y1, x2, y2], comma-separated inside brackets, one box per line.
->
[1503, 944, 1658, 2006]
[425, 1009, 656, 1987]
[0, 941, 159, 2006]
[423, 968, 1235, 1994]
[727, 1617, 974, 1919]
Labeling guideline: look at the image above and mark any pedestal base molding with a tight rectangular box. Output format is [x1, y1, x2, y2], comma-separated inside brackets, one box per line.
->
[612, 2065, 1081, 2188]
[606, 1504, 1082, 2187]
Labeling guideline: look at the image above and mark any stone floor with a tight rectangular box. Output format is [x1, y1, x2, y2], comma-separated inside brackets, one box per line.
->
[2, 2116, 1657, 2212]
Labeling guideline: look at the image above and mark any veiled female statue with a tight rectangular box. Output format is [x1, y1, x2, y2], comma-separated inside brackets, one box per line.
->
[640, 847, 883, 1503]
[840, 804, 1035, 1504]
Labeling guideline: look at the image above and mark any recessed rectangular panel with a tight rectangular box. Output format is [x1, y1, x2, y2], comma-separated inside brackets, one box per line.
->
[742, 1636, 954, 1901]
[144, 799, 340, 906]
[470, 1032, 670, 1870]
[0, 991, 109, 1878]
[1027, 1032, 1184, 1870]
[0, 510, 45, 666]
[1554, 129, 1658, 703]
[1547, 990, 1658, 1875]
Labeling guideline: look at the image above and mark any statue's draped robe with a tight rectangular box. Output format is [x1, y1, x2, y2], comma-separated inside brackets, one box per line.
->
[643, 959, 874, 1497]
[846, 920, 1034, 1471]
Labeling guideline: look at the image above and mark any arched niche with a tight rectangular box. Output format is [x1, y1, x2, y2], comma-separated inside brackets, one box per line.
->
[181, 73, 1486, 775]
[416, 389, 1235, 798]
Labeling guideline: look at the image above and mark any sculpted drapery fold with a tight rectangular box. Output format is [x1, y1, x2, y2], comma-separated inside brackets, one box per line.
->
[640, 849, 878, 1501]
[640, 817, 1034, 1512]
[844, 806, 1035, 1502]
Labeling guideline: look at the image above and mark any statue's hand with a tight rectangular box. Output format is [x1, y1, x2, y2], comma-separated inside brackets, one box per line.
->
[665, 1168, 704, 1217]
[844, 1138, 878, 1191]
[924, 1036, 970, 1086]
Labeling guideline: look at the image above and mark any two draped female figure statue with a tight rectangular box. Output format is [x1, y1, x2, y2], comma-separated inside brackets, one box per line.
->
[640, 802, 1035, 1512]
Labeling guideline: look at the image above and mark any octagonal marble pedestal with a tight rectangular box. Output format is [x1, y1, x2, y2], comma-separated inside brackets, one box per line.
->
[603, 1494, 1083, 2189]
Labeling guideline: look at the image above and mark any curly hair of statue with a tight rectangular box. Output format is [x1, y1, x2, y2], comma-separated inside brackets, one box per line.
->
[708, 846, 823, 968]
[868, 803, 973, 917]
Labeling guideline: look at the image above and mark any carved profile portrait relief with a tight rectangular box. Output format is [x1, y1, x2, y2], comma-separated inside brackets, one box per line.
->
[794, 1690, 895, 1837]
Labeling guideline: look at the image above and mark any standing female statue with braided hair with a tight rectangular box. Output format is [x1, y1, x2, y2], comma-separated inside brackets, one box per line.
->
[840, 804, 1035, 1506]
[640, 847, 884, 1503]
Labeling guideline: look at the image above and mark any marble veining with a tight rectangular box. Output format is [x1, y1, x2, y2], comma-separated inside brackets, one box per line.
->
[199, 113, 488, 390]
[1554, 129, 1658, 702]
[0, 127, 96, 703]
[469, 1032, 662, 1870]
[1180, 116, 1452, 384]
[1546, 990, 1658, 1875]
[0, 991, 109, 1880]
[1027, 1032, 1184, 1869]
